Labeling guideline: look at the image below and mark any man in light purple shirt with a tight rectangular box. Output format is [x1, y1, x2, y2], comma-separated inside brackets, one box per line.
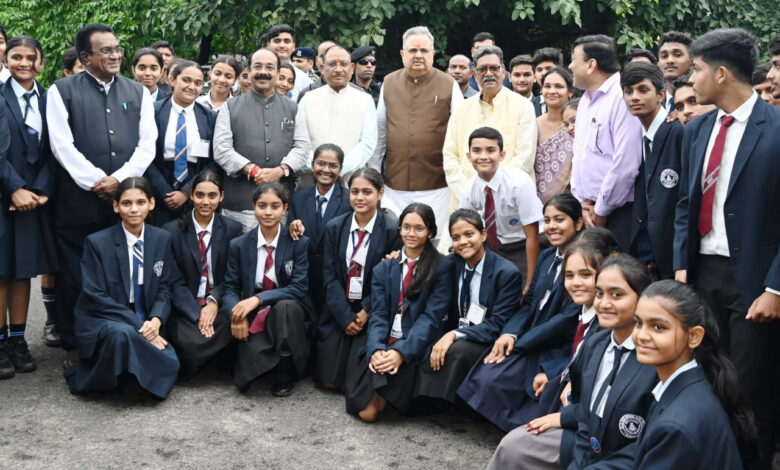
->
[569, 35, 643, 251]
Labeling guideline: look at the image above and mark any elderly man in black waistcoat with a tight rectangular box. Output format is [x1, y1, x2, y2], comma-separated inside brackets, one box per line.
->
[46, 23, 157, 367]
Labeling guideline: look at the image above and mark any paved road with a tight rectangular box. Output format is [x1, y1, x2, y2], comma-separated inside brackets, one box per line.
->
[1, 280, 503, 469]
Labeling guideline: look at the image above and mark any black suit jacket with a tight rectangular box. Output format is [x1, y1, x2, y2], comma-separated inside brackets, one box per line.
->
[674, 98, 780, 306]
[163, 214, 242, 322]
[0, 96, 9, 238]
[630, 119, 684, 279]
[531, 95, 544, 117]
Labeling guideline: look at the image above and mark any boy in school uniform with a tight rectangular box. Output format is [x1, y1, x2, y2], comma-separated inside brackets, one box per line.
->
[621, 62, 684, 280]
[459, 126, 542, 294]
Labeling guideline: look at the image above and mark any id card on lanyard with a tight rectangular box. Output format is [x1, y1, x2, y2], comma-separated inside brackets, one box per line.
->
[390, 301, 405, 340]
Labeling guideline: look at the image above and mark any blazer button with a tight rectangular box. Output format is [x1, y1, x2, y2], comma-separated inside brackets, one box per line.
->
[265, 157, 270, 161]
[727, 213, 735, 217]
[266, 139, 270, 143]
[106, 108, 111, 113]
[109, 130, 114, 135]
[265, 122, 269, 127]
[111, 151, 116, 157]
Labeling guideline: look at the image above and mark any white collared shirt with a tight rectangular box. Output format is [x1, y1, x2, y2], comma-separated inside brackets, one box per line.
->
[150, 88, 159, 101]
[590, 332, 635, 411]
[453, 253, 485, 340]
[123, 223, 146, 303]
[345, 210, 378, 269]
[314, 184, 336, 218]
[459, 166, 543, 244]
[10, 78, 42, 139]
[87, 70, 115, 94]
[642, 107, 668, 159]
[256, 225, 280, 288]
[0, 65, 10, 83]
[164, 101, 201, 163]
[192, 211, 214, 284]
[196, 92, 221, 112]
[652, 359, 698, 401]
[700, 92, 758, 257]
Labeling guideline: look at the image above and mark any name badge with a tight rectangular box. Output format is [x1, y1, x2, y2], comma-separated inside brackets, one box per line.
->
[390, 313, 403, 340]
[458, 317, 470, 329]
[197, 275, 207, 298]
[193, 139, 211, 158]
[466, 303, 487, 325]
[137, 267, 144, 284]
[348, 277, 363, 300]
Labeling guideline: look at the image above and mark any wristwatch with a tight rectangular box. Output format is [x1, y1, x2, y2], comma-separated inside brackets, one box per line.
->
[280, 164, 290, 177]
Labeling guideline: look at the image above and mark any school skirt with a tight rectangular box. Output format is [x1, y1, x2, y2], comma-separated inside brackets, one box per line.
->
[457, 350, 542, 432]
[65, 320, 180, 399]
[344, 357, 417, 415]
[312, 326, 367, 389]
[0, 205, 57, 279]
[414, 339, 489, 405]
[167, 311, 233, 379]
[233, 299, 312, 389]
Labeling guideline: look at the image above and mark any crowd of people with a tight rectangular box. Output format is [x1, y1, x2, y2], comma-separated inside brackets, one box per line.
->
[0, 19, 777, 470]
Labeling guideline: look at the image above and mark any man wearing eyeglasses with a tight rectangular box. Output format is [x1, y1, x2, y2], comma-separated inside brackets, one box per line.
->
[369, 26, 463, 248]
[351, 46, 381, 106]
[442, 45, 537, 211]
[214, 48, 311, 231]
[296, 44, 377, 188]
[46, 23, 158, 367]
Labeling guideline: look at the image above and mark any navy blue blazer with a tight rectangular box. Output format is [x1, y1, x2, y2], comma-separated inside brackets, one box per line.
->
[155, 85, 171, 102]
[0, 96, 11, 238]
[567, 329, 658, 470]
[631, 119, 683, 279]
[446, 250, 522, 344]
[74, 224, 175, 358]
[0, 81, 54, 200]
[288, 184, 351, 251]
[531, 95, 544, 117]
[674, 98, 780, 305]
[630, 367, 743, 470]
[320, 211, 401, 339]
[220, 226, 310, 319]
[364, 254, 454, 364]
[163, 214, 242, 322]
[146, 97, 217, 223]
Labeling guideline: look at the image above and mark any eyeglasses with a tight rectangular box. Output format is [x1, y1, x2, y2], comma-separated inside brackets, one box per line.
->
[404, 48, 432, 56]
[314, 160, 340, 170]
[357, 59, 376, 66]
[88, 46, 124, 56]
[400, 225, 428, 234]
[325, 61, 351, 69]
[252, 64, 277, 72]
[476, 64, 502, 74]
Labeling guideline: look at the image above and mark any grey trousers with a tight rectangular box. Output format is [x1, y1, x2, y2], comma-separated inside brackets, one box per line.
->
[486, 427, 562, 470]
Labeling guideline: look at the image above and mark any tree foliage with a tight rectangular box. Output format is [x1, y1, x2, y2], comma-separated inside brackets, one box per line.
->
[1, 0, 778, 86]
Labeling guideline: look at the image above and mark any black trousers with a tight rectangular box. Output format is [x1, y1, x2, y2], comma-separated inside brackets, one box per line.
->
[604, 202, 633, 254]
[695, 255, 780, 470]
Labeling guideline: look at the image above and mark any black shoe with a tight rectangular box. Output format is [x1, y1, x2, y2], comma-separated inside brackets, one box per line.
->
[0, 348, 15, 379]
[43, 322, 60, 347]
[272, 355, 295, 397]
[3, 337, 37, 373]
[272, 380, 294, 397]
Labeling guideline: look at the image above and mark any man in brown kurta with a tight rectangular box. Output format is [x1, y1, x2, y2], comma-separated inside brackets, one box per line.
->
[369, 26, 463, 239]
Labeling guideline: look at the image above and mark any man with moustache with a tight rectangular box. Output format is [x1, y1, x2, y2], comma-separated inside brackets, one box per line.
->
[447, 54, 477, 98]
[46, 23, 157, 367]
[213, 48, 311, 232]
[657, 31, 693, 110]
[369, 25, 462, 244]
[351, 46, 382, 105]
[297, 44, 376, 186]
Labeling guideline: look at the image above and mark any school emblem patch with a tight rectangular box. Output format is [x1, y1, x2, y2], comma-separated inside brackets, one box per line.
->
[285, 260, 294, 277]
[153, 261, 164, 277]
[618, 414, 645, 439]
[659, 169, 679, 189]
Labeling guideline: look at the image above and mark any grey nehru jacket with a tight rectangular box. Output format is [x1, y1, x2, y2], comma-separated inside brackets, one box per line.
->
[214, 91, 310, 211]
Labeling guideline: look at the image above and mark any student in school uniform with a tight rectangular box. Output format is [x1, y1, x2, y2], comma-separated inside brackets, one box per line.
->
[457, 192, 584, 431]
[288, 144, 351, 335]
[631, 280, 755, 469]
[459, 126, 542, 294]
[414, 209, 522, 409]
[146, 60, 217, 226]
[197, 55, 240, 112]
[621, 62, 684, 280]
[65, 177, 179, 398]
[314, 167, 400, 391]
[488, 255, 657, 470]
[163, 171, 242, 379]
[221, 182, 313, 396]
[0, 36, 58, 378]
[0, 27, 9, 83]
[131, 48, 165, 102]
[345, 203, 453, 422]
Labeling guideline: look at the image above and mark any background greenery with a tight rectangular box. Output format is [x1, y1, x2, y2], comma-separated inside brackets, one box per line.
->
[1, 0, 778, 86]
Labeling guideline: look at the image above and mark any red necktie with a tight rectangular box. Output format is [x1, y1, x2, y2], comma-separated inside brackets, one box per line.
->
[346, 229, 367, 302]
[698, 115, 735, 237]
[249, 245, 275, 334]
[484, 187, 499, 252]
[197, 231, 210, 306]
[572, 319, 588, 355]
[389, 260, 417, 344]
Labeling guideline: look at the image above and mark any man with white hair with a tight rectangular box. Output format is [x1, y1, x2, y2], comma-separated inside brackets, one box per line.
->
[369, 26, 463, 241]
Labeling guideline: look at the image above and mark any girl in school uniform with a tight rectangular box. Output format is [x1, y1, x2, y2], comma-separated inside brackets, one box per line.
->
[631, 280, 755, 469]
[456, 192, 585, 431]
[488, 254, 658, 470]
[221, 182, 313, 396]
[163, 171, 242, 379]
[275, 63, 296, 99]
[414, 208, 522, 409]
[196, 55, 240, 112]
[345, 203, 453, 422]
[0, 27, 9, 83]
[0, 35, 58, 378]
[131, 47, 165, 101]
[65, 177, 179, 398]
[314, 167, 400, 391]
[145, 59, 217, 226]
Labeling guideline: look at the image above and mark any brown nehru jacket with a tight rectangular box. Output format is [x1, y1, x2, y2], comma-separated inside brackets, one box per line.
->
[382, 67, 454, 191]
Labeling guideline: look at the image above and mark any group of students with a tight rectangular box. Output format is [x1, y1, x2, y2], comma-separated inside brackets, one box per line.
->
[0, 22, 775, 470]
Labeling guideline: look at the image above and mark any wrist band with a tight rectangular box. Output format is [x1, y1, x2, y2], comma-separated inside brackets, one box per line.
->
[249, 165, 260, 179]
